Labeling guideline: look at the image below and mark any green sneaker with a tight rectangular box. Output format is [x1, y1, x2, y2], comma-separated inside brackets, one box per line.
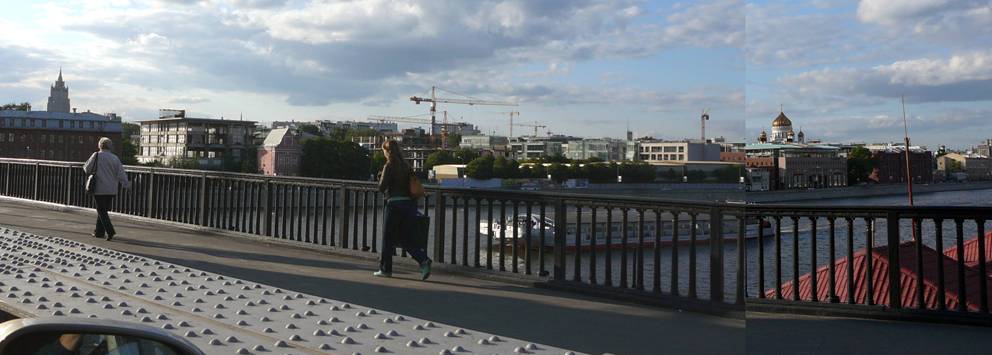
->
[420, 260, 432, 280]
[372, 270, 391, 278]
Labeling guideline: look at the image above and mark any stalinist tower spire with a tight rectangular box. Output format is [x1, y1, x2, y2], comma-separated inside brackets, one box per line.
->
[47, 68, 71, 113]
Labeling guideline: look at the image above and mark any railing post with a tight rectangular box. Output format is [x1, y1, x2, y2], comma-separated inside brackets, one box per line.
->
[33, 162, 39, 200]
[64, 167, 73, 205]
[146, 169, 156, 218]
[264, 179, 273, 237]
[886, 212, 902, 309]
[4, 162, 10, 196]
[339, 186, 351, 248]
[710, 207, 725, 303]
[198, 173, 208, 226]
[432, 191, 447, 262]
[553, 198, 567, 281]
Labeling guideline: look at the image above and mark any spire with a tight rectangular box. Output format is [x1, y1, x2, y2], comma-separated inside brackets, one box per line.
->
[58, 67, 63, 82]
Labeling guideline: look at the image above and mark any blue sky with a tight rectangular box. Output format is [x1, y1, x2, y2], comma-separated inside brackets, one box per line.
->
[1, 0, 988, 149]
[0, 0, 744, 141]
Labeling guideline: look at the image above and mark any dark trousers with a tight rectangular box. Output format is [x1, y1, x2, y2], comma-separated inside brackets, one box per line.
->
[93, 195, 116, 237]
[379, 199, 429, 273]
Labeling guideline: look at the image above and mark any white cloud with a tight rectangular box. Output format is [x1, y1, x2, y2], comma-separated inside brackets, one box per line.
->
[880, 51, 992, 86]
[857, 0, 992, 36]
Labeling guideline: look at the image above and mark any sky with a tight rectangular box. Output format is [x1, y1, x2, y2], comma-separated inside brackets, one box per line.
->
[0, 0, 988, 149]
[0, 0, 745, 142]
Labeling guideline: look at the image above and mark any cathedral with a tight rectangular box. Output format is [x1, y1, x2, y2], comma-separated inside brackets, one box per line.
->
[758, 108, 804, 144]
[47, 69, 71, 113]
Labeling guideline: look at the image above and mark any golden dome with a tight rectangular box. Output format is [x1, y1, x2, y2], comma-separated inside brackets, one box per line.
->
[772, 112, 792, 127]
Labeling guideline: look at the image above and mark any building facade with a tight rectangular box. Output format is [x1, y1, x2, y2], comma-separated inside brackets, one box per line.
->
[317, 120, 398, 134]
[638, 141, 721, 163]
[509, 136, 568, 160]
[0, 71, 122, 162]
[137, 110, 256, 169]
[938, 153, 992, 181]
[563, 138, 626, 161]
[258, 128, 301, 176]
[745, 143, 847, 189]
[867, 145, 934, 184]
[460, 135, 509, 150]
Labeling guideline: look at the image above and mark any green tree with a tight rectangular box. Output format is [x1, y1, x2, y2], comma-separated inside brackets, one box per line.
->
[452, 148, 480, 164]
[544, 153, 570, 164]
[465, 156, 494, 180]
[584, 163, 615, 183]
[493, 157, 520, 178]
[518, 164, 534, 179]
[847, 146, 874, 184]
[371, 150, 386, 177]
[120, 140, 139, 166]
[239, 145, 259, 173]
[547, 163, 570, 183]
[169, 157, 200, 170]
[619, 162, 657, 183]
[446, 133, 462, 149]
[300, 138, 371, 180]
[531, 163, 548, 179]
[0, 102, 31, 111]
[425, 150, 458, 172]
[298, 123, 323, 137]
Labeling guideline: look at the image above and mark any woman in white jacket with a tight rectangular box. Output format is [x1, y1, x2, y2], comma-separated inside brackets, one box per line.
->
[82, 137, 131, 241]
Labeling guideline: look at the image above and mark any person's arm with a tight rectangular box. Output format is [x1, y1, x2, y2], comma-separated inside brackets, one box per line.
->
[83, 152, 96, 174]
[378, 164, 392, 193]
[116, 159, 131, 189]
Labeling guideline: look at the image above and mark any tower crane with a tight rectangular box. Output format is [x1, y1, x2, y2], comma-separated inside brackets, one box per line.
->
[512, 121, 547, 137]
[495, 111, 521, 138]
[368, 111, 466, 149]
[410, 86, 516, 146]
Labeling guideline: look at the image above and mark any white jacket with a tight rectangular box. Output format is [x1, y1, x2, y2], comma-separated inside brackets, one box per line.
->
[83, 150, 131, 195]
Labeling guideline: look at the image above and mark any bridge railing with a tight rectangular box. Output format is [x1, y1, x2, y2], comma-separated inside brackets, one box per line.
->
[746, 204, 992, 324]
[0, 158, 746, 314]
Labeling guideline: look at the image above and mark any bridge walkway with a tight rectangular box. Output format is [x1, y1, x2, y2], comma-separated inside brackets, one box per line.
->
[0, 199, 744, 355]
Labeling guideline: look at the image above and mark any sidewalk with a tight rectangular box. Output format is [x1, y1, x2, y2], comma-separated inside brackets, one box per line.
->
[0, 198, 744, 355]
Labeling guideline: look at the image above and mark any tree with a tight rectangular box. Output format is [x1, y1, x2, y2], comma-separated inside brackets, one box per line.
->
[710, 166, 742, 183]
[518, 164, 534, 179]
[446, 133, 462, 149]
[239, 145, 259, 173]
[544, 153, 570, 164]
[300, 138, 370, 180]
[465, 156, 494, 180]
[452, 148, 479, 164]
[120, 140, 139, 166]
[547, 163, 571, 183]
[0, 102, 31, 111]
[425, 150, 458, 172]
[619, 162, 657, 183]
[371, 150, 386, 177]
[847, 146, 874, 185]
[298, 123, 323, 137]
[584, 163, 615, 183]
[492, 157, 519, 179]
[531, 163, 548, 179]
[169, 157, 200, 170]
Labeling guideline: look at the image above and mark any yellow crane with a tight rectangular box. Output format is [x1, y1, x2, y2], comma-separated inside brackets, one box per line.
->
[410, 86, 517, 146]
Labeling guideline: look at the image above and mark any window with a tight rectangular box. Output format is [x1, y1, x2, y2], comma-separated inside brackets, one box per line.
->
[70, 121, 76, 129]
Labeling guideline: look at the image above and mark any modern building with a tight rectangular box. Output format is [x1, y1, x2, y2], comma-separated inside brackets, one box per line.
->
[937, 153, 992, 181]
[258, 128, 301, 176]
[975, 139, 992, 158]
[137, 109, 257, 169]
[563, 138, 626, 161]
[638, 141, 721, 163]
[746, 168, 771, 191]
[434, 122, 480, 136]
[460, 135, 509, 150]
[318, 120, 398, 134]
[0, 71, 123, 161]
[745, 143, 847, 189]
[865, 144, 934, 184]
[509, 135, 571, 160]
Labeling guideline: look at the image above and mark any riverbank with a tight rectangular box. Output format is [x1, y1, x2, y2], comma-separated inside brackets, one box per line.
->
[747, 181, 992, 203]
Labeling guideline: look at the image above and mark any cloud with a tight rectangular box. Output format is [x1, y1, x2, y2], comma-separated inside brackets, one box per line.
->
[857, 0, 992, 37]
[780, 51, 992, 103]
[169, 96, 210, 104]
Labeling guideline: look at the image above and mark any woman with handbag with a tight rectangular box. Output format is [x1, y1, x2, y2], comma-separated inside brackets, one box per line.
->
[375, 139, 432, 279]
[82, 137, 131, 241]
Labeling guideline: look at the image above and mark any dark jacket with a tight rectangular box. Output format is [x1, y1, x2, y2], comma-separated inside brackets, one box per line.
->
[378, 161, 411, 199]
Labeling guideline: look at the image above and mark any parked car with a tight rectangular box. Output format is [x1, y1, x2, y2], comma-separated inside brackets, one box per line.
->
[0, 318, 204, 355]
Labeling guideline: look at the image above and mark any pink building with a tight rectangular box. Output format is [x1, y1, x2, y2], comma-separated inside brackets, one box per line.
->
[258, 128, 301, 176]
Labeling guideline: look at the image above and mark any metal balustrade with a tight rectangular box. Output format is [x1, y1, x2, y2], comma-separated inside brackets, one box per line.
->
[3, 157, 992, 323]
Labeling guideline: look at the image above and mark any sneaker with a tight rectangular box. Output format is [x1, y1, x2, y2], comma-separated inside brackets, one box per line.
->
[420, 259, 432, 280]
[372, 270, 391, 278]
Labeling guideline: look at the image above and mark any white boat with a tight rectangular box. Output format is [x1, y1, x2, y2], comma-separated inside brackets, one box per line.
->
[479, 211, 770, 251]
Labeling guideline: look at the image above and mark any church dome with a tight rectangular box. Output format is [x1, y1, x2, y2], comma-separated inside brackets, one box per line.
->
[772, 112, 792, 127]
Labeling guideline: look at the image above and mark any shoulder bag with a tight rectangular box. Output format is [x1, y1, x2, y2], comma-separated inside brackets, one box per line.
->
[85, 152, 100, 194]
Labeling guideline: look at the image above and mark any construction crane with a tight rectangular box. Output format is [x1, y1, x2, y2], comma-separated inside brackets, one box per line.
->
[368, 111, 467, 149]
[700, 108, 710, 142]
[410, 86, 516, 145]
[494, 111, 521, 138]
[512, 121, 547, 137]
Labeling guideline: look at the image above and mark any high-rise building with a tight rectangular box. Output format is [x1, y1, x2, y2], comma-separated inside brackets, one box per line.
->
[47, 69, 71, 113]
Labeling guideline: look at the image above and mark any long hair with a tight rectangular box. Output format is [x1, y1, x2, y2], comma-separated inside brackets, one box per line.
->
[383, 139, 409, 170]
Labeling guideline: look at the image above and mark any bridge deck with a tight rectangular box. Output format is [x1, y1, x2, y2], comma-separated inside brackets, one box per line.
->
[0, 199, 744, 355]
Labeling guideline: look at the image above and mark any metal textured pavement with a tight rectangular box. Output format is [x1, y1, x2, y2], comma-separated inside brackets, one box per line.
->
[0, 226, 579, 355]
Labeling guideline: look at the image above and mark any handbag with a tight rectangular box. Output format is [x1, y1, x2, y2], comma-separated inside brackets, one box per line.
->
[85, 152, 100, 194]
[409, 172, 425, 199]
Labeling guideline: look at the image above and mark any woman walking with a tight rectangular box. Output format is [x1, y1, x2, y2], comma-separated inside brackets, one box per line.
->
[376, 139, 432, 279]
[83, 137, 131, 241]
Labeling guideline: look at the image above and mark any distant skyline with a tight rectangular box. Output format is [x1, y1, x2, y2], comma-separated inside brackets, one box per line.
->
[0, 0, 744, 142]
[1, 0, 988, 149]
